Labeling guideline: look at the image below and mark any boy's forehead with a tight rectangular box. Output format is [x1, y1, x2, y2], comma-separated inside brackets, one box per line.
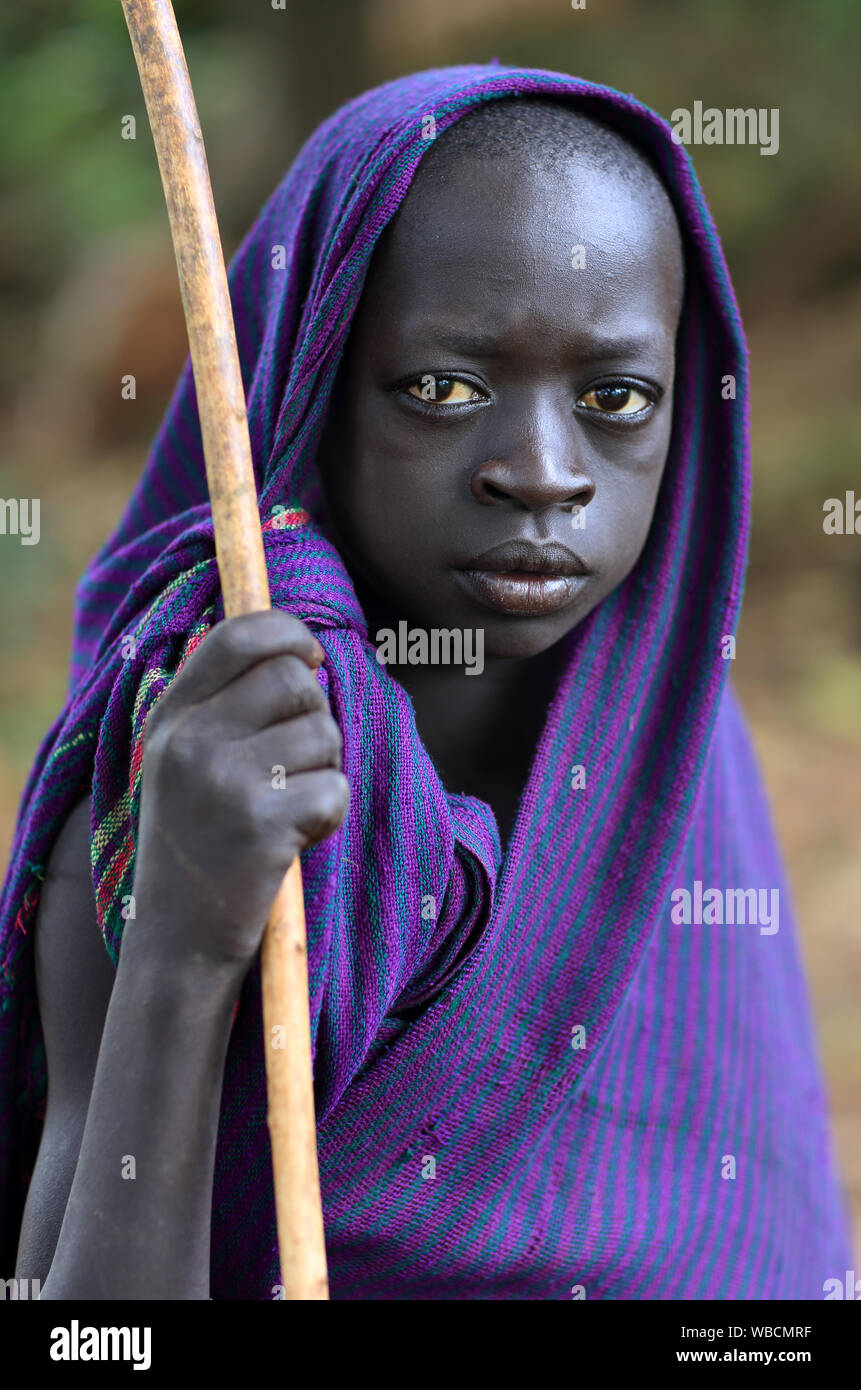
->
[362, 152, 684, 343]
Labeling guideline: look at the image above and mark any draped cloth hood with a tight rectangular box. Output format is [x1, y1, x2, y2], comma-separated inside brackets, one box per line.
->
[0, 64, 852, 1297]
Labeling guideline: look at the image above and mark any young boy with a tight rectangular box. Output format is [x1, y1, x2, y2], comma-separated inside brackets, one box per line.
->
[3, 65, 853, 1299]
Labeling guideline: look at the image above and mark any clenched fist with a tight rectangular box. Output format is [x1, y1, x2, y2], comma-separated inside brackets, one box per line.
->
[131, 609, 349, 970]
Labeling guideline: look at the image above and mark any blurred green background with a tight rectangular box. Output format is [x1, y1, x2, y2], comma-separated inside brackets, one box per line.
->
[1, 0, 859, 1257]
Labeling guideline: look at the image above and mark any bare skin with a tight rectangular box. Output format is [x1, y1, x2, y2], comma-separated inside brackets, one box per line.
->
[317, 148, 683, 842]
[15, 135, 683, 1298]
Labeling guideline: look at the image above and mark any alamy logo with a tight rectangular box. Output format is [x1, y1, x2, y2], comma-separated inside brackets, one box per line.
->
[823, 1271, 861, 1299]
[823, 492, 861, 534]
[670, 881, 780, 935]
[0, 498, 40, 545]
[670, 102, 779, 156]
[50, 1320, 151, 1371]
[375, 621, 484, 676]
[1, 1276, 40, 1299]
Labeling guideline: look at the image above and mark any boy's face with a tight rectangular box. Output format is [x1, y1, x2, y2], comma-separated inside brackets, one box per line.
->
[317, 148, 685, 659]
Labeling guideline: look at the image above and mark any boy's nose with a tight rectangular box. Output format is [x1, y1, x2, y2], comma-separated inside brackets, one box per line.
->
[469, 443, 595, 514]
[468, 400, 596, 513]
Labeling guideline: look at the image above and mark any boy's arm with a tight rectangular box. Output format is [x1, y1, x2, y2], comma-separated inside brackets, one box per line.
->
[16, 794, 245, 1300]
[16, 610, 348, 1299]
[14, 796, 114, 1284]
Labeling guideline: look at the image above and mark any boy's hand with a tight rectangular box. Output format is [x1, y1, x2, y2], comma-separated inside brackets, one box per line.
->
[132, 610, 349, 970]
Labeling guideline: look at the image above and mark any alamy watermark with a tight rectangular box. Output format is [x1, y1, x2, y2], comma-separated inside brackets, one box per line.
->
[823, 1270, 861, 1299]
[670, 880, 780, 935]
[375, 621, 484, 676]
[50, 1320, 151, 1370]
[0, 498, 40, 545]
[670, 102, 779, 157]
[1, 1276, 40, 1299]
[823, 491, 861, 534]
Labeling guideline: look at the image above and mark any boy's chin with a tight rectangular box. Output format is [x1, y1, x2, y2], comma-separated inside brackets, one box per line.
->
[479, 618, 582, 662]
[369, 584, 591, 665]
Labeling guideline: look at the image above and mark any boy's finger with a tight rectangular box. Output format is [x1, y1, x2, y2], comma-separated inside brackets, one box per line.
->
[164, 610, 324, 706]
[212, 653, 328, 734]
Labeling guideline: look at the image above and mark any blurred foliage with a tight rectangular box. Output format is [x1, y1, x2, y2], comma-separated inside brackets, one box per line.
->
[2, 0, 860, 348]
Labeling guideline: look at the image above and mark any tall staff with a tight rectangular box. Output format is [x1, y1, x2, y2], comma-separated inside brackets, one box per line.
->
[121, 0, 328, 1300]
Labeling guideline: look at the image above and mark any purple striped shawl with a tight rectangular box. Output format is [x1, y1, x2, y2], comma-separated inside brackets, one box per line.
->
[1, 64, 853, 1297]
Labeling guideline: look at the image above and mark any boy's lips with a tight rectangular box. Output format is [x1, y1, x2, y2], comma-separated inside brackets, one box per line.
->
[454, 539, 590, 617]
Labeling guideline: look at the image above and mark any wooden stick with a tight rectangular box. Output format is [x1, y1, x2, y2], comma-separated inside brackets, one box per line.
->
[121, 0, 328, 1301]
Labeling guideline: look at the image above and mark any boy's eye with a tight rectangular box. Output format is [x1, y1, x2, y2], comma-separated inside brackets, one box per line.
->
[578, 384, 652, 415]
[406, 375, 482, 405]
